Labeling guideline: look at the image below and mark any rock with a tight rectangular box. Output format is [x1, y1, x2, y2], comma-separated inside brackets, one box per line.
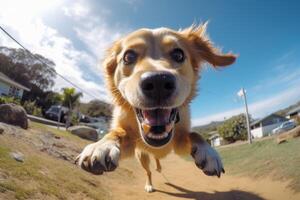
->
[27, 119, 31, 128]
[69, 125, 98, 141]
[0, 128, 3, 134]
[10, 152, 24, 162]
[0, 104, 28, 129]
[276, 137, 287, 144]
[291, 126, 300, 138]
[53, 142, 65, 148]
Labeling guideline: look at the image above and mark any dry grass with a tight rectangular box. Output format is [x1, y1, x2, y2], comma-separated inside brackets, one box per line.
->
[0, 122, 113, 200]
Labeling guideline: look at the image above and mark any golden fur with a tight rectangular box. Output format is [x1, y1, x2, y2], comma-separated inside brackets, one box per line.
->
[76, 23, 236, 192]
[103, 23, 235, 157]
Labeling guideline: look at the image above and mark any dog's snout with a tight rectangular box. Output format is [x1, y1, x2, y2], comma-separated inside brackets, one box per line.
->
[140, 72, 176, 100]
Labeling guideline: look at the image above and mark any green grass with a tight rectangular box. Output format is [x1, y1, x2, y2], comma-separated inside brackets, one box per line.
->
[217, 137, 300, 191]
[0, 145, 109, 199]
[0, 136, 108, 199]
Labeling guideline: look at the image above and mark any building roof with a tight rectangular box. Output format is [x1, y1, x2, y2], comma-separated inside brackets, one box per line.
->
[286, 105, 300, 115]
[250, 113, 286, 126]
[0, 72, 30, 91]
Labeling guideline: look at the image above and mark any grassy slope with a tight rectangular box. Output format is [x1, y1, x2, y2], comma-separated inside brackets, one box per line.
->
[218, 137, 300, 191]
[0, 123, 110, 200]
[30, 122, 85, 142]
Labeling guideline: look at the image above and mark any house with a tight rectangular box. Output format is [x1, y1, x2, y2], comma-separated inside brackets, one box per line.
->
[250, 114, 287, 138]
[0, 72, 30, 98]
[208, 131, 223, 147]
[286, 105, 300, 120]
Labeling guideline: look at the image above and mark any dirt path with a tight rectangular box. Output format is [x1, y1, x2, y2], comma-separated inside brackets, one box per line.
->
[107, 154, 300, 200]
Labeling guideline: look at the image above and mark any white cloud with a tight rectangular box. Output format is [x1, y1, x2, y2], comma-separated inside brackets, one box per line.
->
[62, 1, 127, 61]
[192, 83, 300, 126]
[0, 0, 126, 102]
[63, 2, 90, 18]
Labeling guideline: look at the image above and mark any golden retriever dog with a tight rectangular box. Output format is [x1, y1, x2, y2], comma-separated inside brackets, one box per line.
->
[76, 23, 236, 192]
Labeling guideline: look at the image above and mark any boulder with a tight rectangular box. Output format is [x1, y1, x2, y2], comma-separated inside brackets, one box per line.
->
[0, 104, 28, 129]
[69, 125, 98, 141]
[276, 137, 287, 144]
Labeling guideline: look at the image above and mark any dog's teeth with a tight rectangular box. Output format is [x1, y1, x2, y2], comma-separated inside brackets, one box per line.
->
[166, 123, 173, 133]
[147, 132, 169, 140]
[142, 123, 151, 134]
[163, 132, 168, 138]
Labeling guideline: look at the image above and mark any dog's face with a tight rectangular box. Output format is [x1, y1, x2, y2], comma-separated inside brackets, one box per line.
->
[104, 24, 236, 148]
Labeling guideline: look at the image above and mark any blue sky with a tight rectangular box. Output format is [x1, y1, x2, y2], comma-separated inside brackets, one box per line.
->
[1, 0, 300, 126]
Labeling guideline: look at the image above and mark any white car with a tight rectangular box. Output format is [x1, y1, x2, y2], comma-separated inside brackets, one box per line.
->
[272, 121, 296, 134]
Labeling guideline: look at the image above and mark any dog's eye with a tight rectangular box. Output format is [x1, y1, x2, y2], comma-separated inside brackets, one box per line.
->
[170, 48, 185, 63]
[123, 50, 138, 65]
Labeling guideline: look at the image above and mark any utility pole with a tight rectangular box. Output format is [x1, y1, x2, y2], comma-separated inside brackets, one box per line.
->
[237, 88, 252, 144]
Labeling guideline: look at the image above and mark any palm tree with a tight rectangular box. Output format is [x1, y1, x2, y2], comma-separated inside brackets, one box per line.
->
[61, 87, 83, 128]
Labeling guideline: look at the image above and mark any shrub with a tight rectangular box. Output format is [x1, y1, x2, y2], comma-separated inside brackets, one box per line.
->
[0, 96, 21, 105]
[32, 107, 42, 117]
[22, 100, 43, 117]
[217, 114, 248, 143]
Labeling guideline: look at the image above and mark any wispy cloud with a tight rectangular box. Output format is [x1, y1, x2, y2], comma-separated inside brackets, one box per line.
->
[0, 0, 127, 102]
[251, 51, 300, 93]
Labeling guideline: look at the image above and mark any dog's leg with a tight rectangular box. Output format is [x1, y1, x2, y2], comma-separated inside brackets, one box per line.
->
[75, 128, 126, 175]
[135, 150, 154, 193]
[155, 158, 162, 173]
[174, 131, 224, 177]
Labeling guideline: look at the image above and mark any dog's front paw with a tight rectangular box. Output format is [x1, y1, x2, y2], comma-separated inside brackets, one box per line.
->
[191, 143, 225, 177]
[75, 139, 120, 175]
[145, 184, 154, 193]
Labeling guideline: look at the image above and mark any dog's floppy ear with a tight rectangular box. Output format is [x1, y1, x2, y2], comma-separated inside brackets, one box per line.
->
[103, 41, 121, 76]
[181, 22, 237, 68]
[102, 39, 130, 107]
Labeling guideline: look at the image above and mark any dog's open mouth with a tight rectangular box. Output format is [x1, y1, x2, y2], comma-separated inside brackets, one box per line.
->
[135, 108, 178, 148]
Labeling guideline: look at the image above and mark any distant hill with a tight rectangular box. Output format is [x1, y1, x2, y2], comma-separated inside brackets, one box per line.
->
[193, 121, 224, 134]
[193, 100, 300, 136]
[275, 100, 300, 116]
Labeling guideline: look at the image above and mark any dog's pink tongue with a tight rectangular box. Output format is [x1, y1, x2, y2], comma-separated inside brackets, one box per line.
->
[143, 109, 171, 126]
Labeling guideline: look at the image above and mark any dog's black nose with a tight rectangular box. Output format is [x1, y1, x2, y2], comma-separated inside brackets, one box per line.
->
[140, 72, 176, 100]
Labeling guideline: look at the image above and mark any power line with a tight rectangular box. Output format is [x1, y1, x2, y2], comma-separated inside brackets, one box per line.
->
[0, 25, 99, 100]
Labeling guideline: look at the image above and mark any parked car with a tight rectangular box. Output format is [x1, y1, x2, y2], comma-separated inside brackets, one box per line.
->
[272, 121, 296, 134]
[79, 115, 91, 123]
[45, 105, 69, 123]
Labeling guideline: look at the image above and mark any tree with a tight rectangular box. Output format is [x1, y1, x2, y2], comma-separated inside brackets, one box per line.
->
[0, 47, 56, 91]
[217, 114, 248, 143]
[0, 46, 57, 111]
[61, 87, 83, 128]
[79, 99, 112, 118]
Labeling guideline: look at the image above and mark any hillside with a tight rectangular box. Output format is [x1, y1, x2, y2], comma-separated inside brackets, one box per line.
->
[275, 100, 300, 116]
[192, 121, 224, 140]
[193, 99, 300, 135]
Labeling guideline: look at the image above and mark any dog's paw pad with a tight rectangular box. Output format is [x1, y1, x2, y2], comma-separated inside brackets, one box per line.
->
[145, 184, 154, 193]
[192, 143, 224, 177]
